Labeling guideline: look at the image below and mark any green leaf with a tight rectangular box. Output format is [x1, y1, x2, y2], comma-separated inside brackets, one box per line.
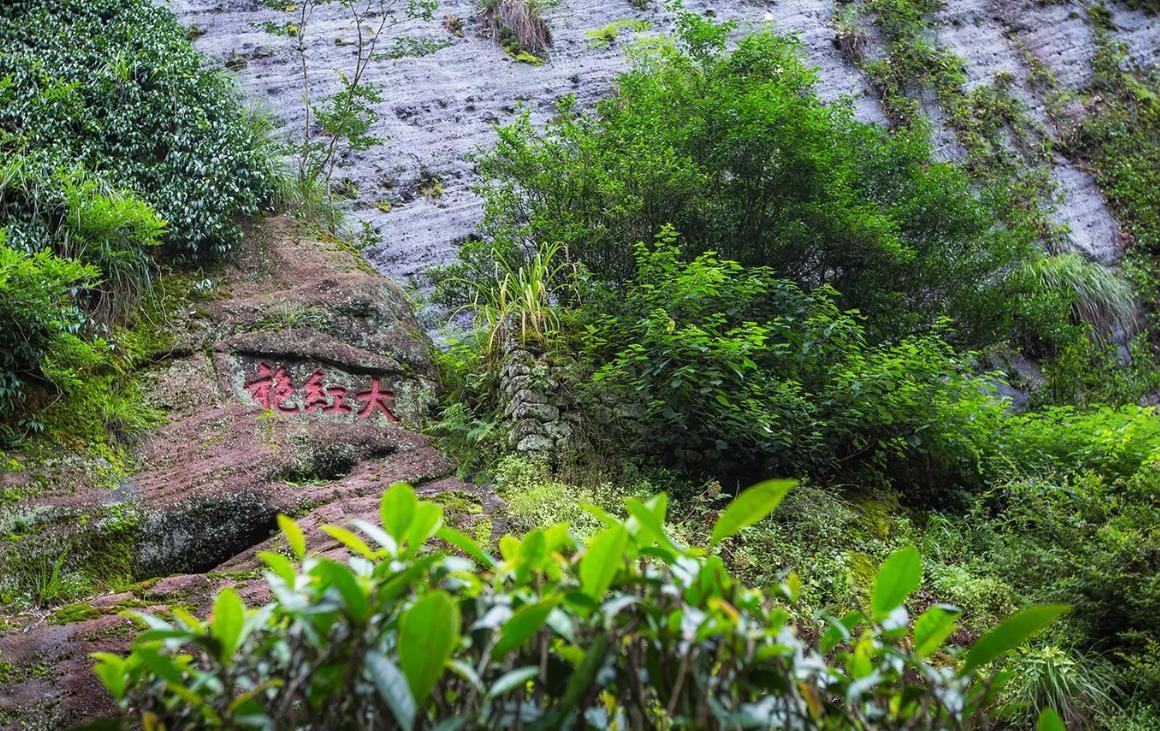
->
[90, 653, 127, 700]
[257, 550, 296, 585]
[366, 650, 416, 731]
[962, 604, 1070, 675]
[580, 525, 629, 600]
[399, 591, 460, 704]
[709, 479, 796, 546]
[322, 525, 377, 560]
[913, 606, 959, 658]
[403, 502, 443, 551]
[488, 666, 540, 698]
[382, 482, 417, 542]
[624, 496, 680, 552]
[277, 514, 305, 560]
[871, 545, 922, 619]
[518, 529, 547, 568]
[492, 598, 558, 658]
[133, 643, 186, 687]
[436, 526, 497, 567]
[314, 558, 371, 624]
[1036, 708, 1066, 731]
[211, 588, 245, 663]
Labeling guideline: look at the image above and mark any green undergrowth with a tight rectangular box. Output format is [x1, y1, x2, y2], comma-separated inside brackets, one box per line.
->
[846, 0, 1159, 404]
[1063, 10, 1160, 315]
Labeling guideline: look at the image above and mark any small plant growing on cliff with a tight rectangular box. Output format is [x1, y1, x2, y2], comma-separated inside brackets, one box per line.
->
[257, 0, 441, 198]
[584, 18, 652, 49]
[832, 4, 868, 62]
[478, 0, 553, 57]
[92, 481, 1069, 728]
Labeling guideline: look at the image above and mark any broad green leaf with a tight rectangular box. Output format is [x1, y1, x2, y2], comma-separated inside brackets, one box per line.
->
[382, 482, 417, 541]
[913, 606, 960, 658]
[1036, 708, 1066, 731]
[403, 502, 443, 550]
[277, 514, 305, 560]
[871, 545, 922, 620]
[377, 555, 440, 604]
[962, 604, 1070, 674]
[366, 650, 416, 731]
[518, 529, 547, 568]
[257, 550, 297, 585]
[133, 643, 186, 687]
[436, 526, 497, 567]
[211, 588, 245, 663]
[90, 653, 127, 699]
[353, 518, 398, 554]
[314, 558, 371, 624]
[709, 479, 796, 546]
[322, 525, 377, 560]
[580, 525, 629, 600]
[624, 496, 680, 552]
[399, 591, 460, 704]
[488, 666, 539, 698]
[578, 502, 620, 529]
[492, 598, 558, 658]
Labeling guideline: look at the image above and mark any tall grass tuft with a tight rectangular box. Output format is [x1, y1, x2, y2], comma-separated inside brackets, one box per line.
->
[999, 644, 1120, 729]
[1023, 253, 1139, 337]
[479, 0, 553, 53]
[455, 241, 573, 357]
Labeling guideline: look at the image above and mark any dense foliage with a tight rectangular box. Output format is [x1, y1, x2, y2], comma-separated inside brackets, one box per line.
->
[449, 18, 1058, 348]
[0, 0, 280, 256]
[95, 482, 1068, 730]
[431, 11, 1160, 728]
[0, 0, 281, 423]
[0, 232, 100, 417]
[582, 231, 994, 482]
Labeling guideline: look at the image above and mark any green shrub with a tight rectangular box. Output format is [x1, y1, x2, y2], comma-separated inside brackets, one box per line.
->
[945, 460, 1160, 711]
[582, 234, 1003, 487]
[0, 153, 165, 319]
[453, 15, 1049, 348]
[0, 232, 101, 417]
[0, 0, 281, 256]
[92, 482, 1067, 729]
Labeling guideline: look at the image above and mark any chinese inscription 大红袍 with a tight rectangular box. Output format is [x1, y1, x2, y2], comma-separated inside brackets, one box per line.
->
[244, 363, 400, 422]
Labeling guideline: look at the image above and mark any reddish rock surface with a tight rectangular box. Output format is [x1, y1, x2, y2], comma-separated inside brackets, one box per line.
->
[0, 217, 494, 729]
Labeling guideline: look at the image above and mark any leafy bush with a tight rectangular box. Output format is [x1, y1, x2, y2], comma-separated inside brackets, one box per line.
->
[0, 153, 165, 319]
[0, 231, 101, 418]
[93, 482, 1067, 729]
[454, 16, 1049, 348]
[928, 458, 1160, 716]
[0, 0, 281, 256]
[582, 234, 1003, 486]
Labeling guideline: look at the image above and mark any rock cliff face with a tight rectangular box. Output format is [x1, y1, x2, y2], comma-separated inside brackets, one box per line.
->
[170, 0, 1159, 278]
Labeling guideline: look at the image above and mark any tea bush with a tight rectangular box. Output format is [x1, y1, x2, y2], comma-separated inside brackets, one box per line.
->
[0, 0, 281, 256]
[0, 231, 101, 418]
[93, 482, 1069, 729]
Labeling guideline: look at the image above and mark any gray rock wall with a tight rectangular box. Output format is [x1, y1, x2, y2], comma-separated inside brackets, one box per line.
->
[171, 0, 1160, 279]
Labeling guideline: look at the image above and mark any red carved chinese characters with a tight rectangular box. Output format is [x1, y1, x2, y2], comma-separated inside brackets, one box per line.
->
[356, 377, 401, 422]
[245, 363, 298, 413]
[244, 364, 398, 422]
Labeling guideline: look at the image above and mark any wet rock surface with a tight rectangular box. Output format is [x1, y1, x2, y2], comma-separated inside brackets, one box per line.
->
[0, 217, 498, 727]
